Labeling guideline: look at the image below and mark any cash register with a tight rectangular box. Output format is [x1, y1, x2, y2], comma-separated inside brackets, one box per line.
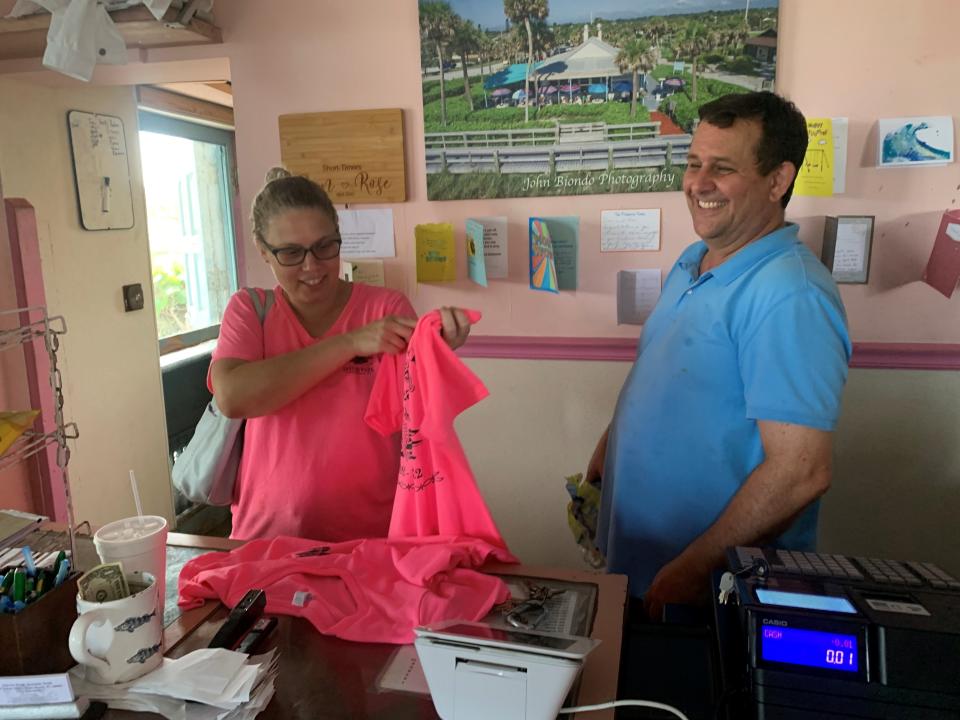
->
[715, 547, 960, 720]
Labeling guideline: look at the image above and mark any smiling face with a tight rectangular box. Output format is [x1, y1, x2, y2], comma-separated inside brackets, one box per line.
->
[683, 119, 794, 258]
[259, 206, 343, 312]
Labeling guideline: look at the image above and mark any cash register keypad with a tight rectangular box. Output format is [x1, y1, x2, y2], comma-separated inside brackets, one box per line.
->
[758, 549, 960, 590]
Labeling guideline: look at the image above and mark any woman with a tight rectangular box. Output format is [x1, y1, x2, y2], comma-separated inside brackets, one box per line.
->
[210, 168, 470, 541]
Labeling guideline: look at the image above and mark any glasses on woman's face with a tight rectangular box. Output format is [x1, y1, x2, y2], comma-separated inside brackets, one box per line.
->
[262, 236, 342, 267]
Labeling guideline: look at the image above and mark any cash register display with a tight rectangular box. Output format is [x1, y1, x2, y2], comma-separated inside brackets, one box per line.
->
[760, 626, 859, 672]
[756, 588, 857, 615]
[438, 623, 579, 650]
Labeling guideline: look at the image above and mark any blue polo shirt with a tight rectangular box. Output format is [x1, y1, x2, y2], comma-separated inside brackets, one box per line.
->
[597, 223, 851, 597]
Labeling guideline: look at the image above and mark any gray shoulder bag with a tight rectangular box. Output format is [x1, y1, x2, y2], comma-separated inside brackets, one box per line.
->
[171, 288, 274, 506]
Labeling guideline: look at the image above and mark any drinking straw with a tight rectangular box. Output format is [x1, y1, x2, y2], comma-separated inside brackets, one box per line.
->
[129, 469, 145, 528]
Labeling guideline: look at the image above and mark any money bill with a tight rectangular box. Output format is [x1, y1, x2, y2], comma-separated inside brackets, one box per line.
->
[78, 561, 130, 602]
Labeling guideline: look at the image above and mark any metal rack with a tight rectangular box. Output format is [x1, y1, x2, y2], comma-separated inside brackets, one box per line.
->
[0, 306, 79, 564]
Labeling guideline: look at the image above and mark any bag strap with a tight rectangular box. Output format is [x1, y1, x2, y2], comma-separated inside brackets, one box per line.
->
[244, 287, 275, 325]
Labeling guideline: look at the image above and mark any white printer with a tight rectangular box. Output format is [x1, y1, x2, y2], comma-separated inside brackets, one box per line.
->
[414, 620, 600, 720]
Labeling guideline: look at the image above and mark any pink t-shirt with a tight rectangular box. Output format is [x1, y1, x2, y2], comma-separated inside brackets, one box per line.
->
[178, 535, 513, 644]
[365, 310, 513, 553]
[211, 283, 415, 542]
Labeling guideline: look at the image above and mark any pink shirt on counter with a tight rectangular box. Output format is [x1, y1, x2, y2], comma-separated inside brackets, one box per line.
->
[210, 283, 415, 542]
[178, 535, 513, 644]
[365, 309, 513, 554]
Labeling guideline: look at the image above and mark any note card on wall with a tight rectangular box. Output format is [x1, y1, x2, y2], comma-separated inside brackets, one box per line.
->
[601, 209, 661, 252]
[821, 216, 874, 283]
[67, 110, 134, 230]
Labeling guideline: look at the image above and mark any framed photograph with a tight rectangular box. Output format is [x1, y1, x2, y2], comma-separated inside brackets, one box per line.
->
[821, 216, 874, 284]
[417, 1, 782, 200]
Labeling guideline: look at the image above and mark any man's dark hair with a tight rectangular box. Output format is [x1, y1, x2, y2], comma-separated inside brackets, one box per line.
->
[697, 91, 807, 208]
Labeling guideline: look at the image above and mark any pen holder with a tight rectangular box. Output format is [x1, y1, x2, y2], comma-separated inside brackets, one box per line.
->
[0, 573, 80, 675]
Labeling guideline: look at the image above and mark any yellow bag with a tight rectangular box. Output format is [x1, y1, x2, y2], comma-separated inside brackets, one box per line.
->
[0, 410, 40, 456]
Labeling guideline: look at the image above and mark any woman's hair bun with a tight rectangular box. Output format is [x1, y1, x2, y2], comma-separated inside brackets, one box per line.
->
[264, 166, 292, 184]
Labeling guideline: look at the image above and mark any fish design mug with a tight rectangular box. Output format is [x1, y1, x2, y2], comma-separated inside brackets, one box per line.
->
[69, 571, 163, 684]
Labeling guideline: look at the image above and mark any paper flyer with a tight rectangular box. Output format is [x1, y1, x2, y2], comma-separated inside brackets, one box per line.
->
[340, 259, 386, 287]
[544, 216, 579, 291]
[465, 219, 488, 287]
[415, 223, 456, 282]
[794, 118, 834, 196]
[339, 208, 396, 258]
[529, 218, 558, 293]
[467, 216, 508, 279]
[617, 269, 661, 325]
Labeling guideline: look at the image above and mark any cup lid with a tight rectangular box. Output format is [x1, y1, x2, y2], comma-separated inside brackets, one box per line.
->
[94, 516, 166, 543]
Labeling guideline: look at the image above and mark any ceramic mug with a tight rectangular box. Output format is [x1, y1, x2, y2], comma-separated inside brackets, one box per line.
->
[68, 571, 163, 684]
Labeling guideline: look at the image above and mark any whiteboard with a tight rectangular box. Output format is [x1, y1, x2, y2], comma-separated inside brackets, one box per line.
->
[67, 110, 134, 230]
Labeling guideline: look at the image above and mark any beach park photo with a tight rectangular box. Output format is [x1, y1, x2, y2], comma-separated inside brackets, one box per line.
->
[418, 0, 780, 200]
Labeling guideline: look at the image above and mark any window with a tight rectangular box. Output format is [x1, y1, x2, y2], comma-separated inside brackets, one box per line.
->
[138, 112, 239, 352]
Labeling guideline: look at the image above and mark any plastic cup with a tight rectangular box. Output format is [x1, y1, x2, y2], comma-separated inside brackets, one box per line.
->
[93, 515, 168, 617]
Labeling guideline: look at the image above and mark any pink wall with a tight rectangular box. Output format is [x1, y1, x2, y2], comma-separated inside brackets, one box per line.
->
[11, 0, 959, 342]
[208, 0, 960, 343]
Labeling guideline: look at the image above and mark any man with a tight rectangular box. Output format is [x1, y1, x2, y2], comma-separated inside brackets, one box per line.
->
[590, 91, 851, 621]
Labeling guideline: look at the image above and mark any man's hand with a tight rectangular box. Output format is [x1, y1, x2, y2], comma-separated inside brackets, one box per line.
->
[586, 426, 609, 485]
[440, 307, 471, 350]
[643, 553, 712, 621]
[348, 315, 416, 356]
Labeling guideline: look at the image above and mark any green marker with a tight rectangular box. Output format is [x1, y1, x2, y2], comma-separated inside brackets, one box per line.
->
[12, 569, 25, 603]
[53, 550, 66, 577]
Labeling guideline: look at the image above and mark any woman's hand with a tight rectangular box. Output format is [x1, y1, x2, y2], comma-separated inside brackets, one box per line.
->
[439, 307, 471, 350]
[348, 315, 416, 356]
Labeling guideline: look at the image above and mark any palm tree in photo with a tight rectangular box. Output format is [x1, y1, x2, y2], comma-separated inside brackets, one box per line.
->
[452, 19, 481, 112]
[680, 25, 710, 102]
[525, 17, 555, 111]
[503, 0, 549, 123]
[476, 29, 495, 107]
[420, 1, 458, 126]
[617, 39, 659, 119]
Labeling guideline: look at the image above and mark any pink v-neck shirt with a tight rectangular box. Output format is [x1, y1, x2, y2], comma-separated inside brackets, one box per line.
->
[210, 283, 416, 541]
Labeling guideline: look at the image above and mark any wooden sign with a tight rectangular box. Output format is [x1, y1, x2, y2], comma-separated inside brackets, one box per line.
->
[278, 109, 406, 204]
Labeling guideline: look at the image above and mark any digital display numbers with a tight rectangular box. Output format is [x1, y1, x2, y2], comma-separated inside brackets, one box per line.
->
[760, 626, 859, 672]
[755, 588, 857, 615]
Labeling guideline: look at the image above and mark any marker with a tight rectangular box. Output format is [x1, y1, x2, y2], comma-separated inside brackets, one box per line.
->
[0, 595, 11, 612]
[53, 550, 66, 577]
[54, 557, 70, 587]
[21, 547, 37, 577]
[12, 569, 25, 602]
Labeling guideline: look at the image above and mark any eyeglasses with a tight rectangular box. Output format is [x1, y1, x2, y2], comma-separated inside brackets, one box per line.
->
[261, 236, 342, 266]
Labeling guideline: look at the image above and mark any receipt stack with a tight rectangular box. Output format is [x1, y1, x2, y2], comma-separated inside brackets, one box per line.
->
[69, 648, 278, 720]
